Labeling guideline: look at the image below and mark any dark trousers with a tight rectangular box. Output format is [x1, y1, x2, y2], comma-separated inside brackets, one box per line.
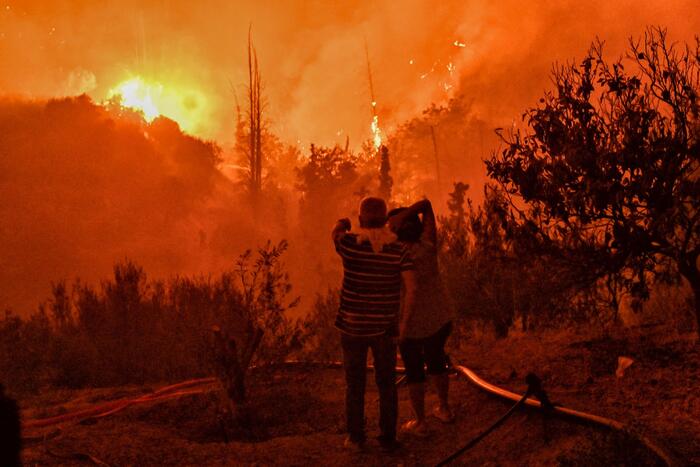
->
[399, 321, 452, 384]
[341, 332, 397, 443]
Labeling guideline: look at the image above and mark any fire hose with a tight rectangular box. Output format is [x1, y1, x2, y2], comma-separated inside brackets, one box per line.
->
[436, 387, 530, 466]
[447, 364, 675, 467]
[21, 361, 675, 466]
[23, 377, 217, 431]
[436, 372, 551, 466]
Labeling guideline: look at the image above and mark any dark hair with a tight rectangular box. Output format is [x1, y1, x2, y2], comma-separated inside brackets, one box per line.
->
[359, 197, 387, 228]
[388, 207, 423, 243]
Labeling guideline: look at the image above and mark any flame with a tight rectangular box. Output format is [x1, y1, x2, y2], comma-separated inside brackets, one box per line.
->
[107, 77, 208, 134]
[371, 114, 382, 150]
[108, 77, 161, 121]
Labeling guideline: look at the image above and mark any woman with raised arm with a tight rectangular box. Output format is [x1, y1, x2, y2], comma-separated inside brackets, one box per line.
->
[388, 198, 455, 437]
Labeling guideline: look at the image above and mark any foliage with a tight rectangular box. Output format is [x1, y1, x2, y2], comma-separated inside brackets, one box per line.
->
[441, 182, 470, 255]
[299, 289, 342, 362]
[378, 145, 393, 202]
[234, 240, 302, 364]
[487, 28, 700, 328]
[295, 144, 365, 238]
[0, 243, 302, 395]
[439, 183, 618, 337]
[385, 99, 491, 206]
[296, 144, 359, 200]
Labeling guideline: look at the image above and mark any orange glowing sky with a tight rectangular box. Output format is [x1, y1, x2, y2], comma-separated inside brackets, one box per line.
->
[2, 0, 699, 149]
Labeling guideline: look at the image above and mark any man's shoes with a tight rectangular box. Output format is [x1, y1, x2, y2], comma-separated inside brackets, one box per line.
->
[400, 419, 429, 437]
[432, 405, 455, 423]
[377, 436, 402, 453]
[343, 436, 365, 453]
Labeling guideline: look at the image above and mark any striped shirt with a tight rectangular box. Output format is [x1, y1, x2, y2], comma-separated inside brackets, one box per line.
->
[334, 231, 414, 336]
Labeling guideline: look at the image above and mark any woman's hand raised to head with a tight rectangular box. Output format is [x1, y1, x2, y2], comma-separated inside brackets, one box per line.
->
[413, 198, 432, 213]
[388, 213, 403, 232]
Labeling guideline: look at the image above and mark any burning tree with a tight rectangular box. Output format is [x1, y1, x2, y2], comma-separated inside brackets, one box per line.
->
[487, 28, 700, 329]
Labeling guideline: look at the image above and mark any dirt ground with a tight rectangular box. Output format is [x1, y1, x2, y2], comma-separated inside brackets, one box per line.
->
[19, 327, 699, 466]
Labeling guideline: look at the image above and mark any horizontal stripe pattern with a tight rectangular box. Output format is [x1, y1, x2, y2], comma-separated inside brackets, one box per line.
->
[334, 233, 413, 337]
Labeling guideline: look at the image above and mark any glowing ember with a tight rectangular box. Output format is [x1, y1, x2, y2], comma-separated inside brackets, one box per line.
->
[453, 40, 467, 47]
[107, 77, 208, 134]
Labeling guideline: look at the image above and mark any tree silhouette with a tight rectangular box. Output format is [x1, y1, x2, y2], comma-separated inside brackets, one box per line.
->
[487, 28, 700, 328]
[295, 144, 359, 230]
[234, 26, 264, 201]
[378, 145, 393, 202]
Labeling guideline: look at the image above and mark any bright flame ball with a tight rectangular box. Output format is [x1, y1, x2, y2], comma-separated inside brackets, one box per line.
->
[107, 77, 208, 134]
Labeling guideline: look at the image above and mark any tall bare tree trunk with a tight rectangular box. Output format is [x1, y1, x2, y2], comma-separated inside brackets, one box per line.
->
[247, 26, 262, 201]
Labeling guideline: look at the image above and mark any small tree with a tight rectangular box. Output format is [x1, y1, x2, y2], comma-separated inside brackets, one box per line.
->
[442, 182, 470, 256]
[299, 289, 342, 361]
[208, 240, 300, 435]
[487, 28, 700, 328]
[295, 144, 360, 234]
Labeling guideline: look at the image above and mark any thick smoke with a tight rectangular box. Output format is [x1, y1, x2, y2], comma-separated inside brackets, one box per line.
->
[1, 1, 698, 146]
[0, 96, 269, 314]
[1, 1, 699, 313]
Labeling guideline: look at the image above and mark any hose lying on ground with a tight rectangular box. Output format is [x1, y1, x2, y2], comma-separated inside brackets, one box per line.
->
[436, 389, 531, 466]
[21, 362, 396, 435]
[21, 360, 675, 466]
[23, 377, 217, 432]
[453, 365, 675, 467]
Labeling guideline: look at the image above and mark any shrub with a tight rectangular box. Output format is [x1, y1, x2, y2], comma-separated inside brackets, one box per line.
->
[0, 242, 302, 395]
[299, 289, 342, 362]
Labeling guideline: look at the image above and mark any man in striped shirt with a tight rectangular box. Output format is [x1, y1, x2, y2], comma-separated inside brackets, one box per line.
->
[332, 196, 416, 452]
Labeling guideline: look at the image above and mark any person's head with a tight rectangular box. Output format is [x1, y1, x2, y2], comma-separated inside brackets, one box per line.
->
[359, 197, 387, 228]
[388, 207, 423, 243]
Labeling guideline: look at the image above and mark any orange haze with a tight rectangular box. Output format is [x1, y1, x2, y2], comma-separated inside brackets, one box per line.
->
[2, 1, 698, 146]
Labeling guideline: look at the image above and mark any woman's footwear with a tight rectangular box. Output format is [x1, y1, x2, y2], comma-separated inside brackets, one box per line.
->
[400, 419, 429, 437]
[432, 405, 455, 423]
[343, 436, 365, 452]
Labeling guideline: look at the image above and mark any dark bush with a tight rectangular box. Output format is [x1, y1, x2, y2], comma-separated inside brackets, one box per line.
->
[0, 242, 303, 395]
[299, 289, 342, 362]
